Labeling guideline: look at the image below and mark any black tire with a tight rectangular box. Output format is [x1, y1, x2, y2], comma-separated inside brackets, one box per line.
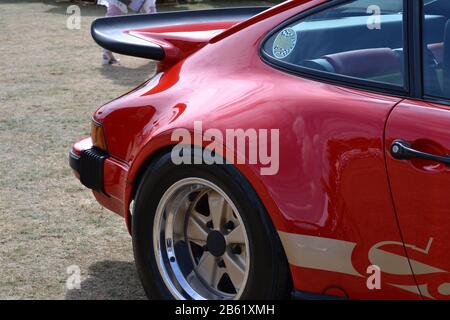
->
[132, 151, 292, 300]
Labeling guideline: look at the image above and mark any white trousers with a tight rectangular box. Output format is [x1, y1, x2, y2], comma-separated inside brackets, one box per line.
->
[99, 0, 157, 60]
[98, 0, 157, 14]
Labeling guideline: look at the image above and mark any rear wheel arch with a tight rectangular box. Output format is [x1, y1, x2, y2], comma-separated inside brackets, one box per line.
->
[125, 144, 175, 231]
[130, 144, 277, 230]
[130, 145, 175, 203]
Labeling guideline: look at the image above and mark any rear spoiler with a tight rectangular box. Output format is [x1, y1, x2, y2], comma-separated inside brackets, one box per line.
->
[91, 7, 270, 61]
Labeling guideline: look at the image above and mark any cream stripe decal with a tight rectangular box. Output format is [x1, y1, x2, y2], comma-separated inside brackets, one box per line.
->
[278, 231, 362, 277]
[277, 231, 450, 298]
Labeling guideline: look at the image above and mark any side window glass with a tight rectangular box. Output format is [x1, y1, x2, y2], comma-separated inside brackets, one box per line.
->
[263, 0, 405, 87]
[423, 0, 450, 99]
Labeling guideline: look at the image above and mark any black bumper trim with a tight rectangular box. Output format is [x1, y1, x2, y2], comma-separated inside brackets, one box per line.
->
[292, 289, 348, 300]
[69, 148, 108, 193]
[69, 150, 80, 173]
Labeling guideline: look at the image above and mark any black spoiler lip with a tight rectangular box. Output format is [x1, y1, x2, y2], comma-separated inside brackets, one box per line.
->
[91, 7, 270, 60]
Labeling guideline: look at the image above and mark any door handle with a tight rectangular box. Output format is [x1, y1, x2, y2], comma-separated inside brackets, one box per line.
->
[390, 139, 450, 166]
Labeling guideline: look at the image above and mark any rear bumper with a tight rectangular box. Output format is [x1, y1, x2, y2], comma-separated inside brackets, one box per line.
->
[69, 137, 131, 219]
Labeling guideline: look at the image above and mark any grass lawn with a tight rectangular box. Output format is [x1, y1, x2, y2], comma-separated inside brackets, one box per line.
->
[0, 0, 280, 299]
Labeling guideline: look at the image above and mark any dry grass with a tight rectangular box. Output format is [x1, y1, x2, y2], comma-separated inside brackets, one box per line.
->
[0, 0, 279, 299]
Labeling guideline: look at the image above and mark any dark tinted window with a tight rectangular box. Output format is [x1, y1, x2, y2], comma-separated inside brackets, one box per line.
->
[423, 0, 450, 99]
[263, 0, 405, 87]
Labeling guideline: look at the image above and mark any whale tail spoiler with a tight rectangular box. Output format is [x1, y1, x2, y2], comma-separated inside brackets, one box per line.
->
[91, 7, 269, 63]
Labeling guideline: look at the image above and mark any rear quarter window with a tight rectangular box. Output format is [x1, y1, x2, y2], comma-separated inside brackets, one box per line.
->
[262, 0, 406, 88]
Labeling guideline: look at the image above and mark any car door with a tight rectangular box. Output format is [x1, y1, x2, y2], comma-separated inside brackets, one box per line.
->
[385, 0, 450, 300]
[260, 0, 424, 298]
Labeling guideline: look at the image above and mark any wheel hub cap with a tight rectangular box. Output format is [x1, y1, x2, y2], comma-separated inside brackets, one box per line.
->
[153, 178, 250, 300]
[206, 231, 226, 257]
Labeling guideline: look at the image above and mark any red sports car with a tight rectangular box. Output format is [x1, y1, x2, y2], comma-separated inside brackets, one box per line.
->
[70, 0, 450, 300]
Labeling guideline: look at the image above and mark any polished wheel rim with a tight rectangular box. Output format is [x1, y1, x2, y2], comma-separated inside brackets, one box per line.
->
[153, 178, 250, 300]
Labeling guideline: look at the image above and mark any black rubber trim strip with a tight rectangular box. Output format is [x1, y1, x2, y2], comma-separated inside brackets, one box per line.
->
[91, 7, 270, 60]
[79, 148, 108, 193]
[69, 148, 109, 193]
[69, 150, 80, 174]
[292, 289, 348, 300]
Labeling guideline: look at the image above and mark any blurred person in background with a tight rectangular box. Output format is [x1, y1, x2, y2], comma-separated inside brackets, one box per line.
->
[98, 0, 157, 65]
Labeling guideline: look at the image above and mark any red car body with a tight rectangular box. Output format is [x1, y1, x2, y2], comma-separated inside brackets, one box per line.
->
[70, 0, 450, 299]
